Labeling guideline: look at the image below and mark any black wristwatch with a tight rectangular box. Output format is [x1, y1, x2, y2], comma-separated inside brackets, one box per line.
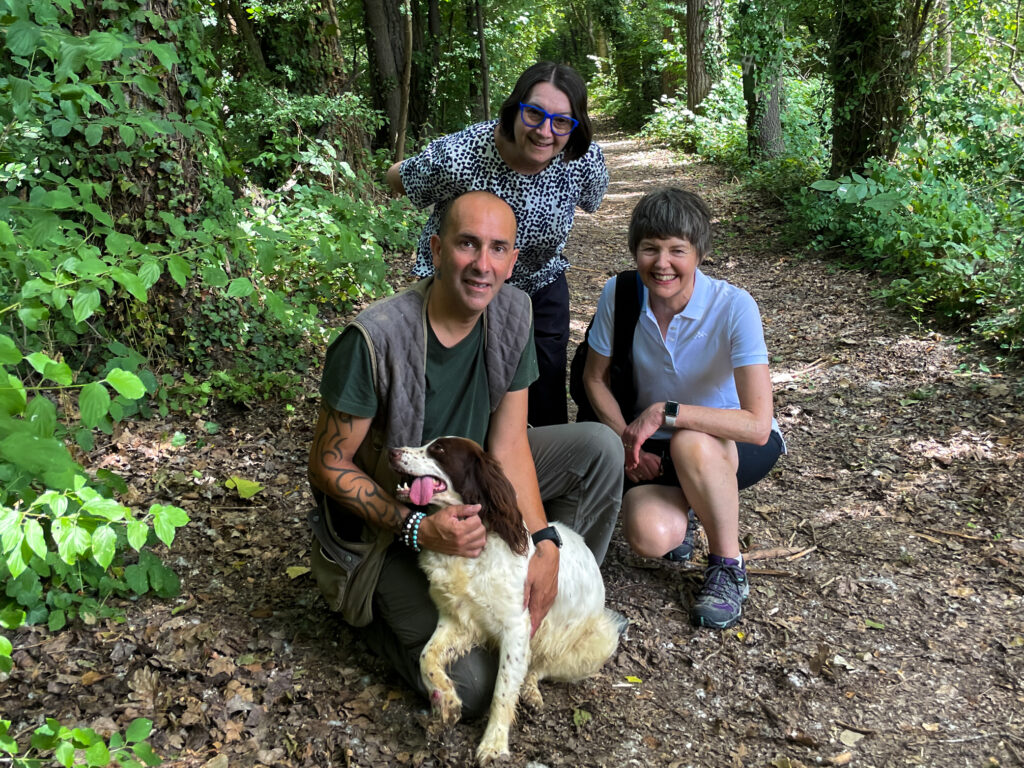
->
[664, 400, 679, 428]
[531, 525, 562, 549]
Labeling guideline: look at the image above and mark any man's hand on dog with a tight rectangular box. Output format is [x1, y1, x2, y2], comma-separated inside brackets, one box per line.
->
[418, 504, 487, 557]
[524, 542, 560, 636]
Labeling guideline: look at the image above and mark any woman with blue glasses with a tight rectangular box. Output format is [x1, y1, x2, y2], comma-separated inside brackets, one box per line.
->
[387, 62, 609, 427]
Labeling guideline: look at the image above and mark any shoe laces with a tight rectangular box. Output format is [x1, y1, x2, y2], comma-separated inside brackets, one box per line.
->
[702, 561, 746, 600]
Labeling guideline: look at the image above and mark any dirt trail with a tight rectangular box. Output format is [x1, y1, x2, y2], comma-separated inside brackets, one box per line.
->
[4, 133, 1023, 768]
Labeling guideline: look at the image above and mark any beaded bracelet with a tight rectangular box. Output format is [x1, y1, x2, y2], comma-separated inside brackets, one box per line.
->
[400, 511, 426, 552]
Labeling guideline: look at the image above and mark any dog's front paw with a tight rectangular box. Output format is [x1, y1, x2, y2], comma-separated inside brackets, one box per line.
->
[429, 686, 463, 730]
[475, 739, 511, 766]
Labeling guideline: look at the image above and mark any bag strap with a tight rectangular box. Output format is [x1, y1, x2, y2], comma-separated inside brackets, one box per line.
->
[611, 269, 642, 359]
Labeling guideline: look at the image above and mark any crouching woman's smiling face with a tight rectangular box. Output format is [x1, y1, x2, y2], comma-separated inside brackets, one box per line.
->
[635, 236, 700, 315]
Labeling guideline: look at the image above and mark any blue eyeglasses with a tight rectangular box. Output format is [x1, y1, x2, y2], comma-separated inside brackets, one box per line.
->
[518, 103, 578, 135]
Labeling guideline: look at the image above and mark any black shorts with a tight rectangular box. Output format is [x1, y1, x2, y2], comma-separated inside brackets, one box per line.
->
[624, 429, 786, 493]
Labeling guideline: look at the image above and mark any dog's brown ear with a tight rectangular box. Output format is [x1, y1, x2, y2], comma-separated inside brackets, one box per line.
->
[466, 450, 529, 556]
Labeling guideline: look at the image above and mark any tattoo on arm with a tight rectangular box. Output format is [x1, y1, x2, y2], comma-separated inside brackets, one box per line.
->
[313, 407, 404, 531]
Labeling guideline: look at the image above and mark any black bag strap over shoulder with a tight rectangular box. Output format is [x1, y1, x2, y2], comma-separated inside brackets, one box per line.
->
[570, 270, 643, 423]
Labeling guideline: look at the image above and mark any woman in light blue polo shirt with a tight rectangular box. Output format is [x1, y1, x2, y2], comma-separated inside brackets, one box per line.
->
[582, 187, 785, 630]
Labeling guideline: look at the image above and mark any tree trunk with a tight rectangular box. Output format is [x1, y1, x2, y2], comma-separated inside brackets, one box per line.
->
[475, 0, 490, 120]
[829, 0, 936, 177]
[742, 67, 784, 157]
[738, 1, 785, 159]
[363, 0, 405, 151]
[396, 0, 413, 160]
[686, 0, 712, 112]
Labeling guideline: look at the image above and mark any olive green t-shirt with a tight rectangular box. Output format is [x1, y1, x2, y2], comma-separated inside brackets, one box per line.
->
[319, 317, 538, 446]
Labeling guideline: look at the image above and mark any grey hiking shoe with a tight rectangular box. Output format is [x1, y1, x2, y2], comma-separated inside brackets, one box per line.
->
[691, 556, 749, 629]
[663, 509, 699, 562]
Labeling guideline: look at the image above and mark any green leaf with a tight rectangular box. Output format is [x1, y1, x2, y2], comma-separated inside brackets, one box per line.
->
[91, 525, 117, 569]
[23, 518, 47, 559]
[134, 75, 160, 97]
[85, 739, 110, 766]
[132, 741, 161, 766]
[201, 265, 229, 288]
[0, 374, 28, 416]
[83, 203, 114, 227]
[73, 287, 102, 324]
[124, 563, 148, 594]
[112, 267, 148, 302]
[80, 382, 111, 428]
[5, 541, 27, 579]
[25, 394, 57, 437]
[864, 618, 885, 630]
[226, 475, 263, 499]
[105, 231, 133, 256]
[54, 517, 91, 564]
[167, 254, 190, 287]
[126, 519, 148, 551]
[151, 504, 189, 547]
[6, 20, 43, 56]
[0, 335, 23, 366]
[105, 368, 146, 399]
[171, 432, 187, 447]
[226, 277, 254, 298]
[51, 118, 74, 138]
[119, 124, 137, 146]
[85, 122, 104, 146]
[88, 32, 124, 61]
[55, 740, 75, 767]
[27, 212, 61, 246]
[0, 603, 27, 630]
[125, 718, 153, 744]
[48, 609, 67, 632]
[809, 179, 840, 192]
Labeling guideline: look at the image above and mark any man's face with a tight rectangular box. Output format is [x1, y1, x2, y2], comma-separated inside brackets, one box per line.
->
[430, 193, 519, 317]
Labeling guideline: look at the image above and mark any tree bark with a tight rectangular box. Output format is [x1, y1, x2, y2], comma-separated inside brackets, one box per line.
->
[737, 1, 785, 158]
[396, 0, 413, 160]
[686, 0, 713, 112]
[474, 0, 490, 120]
[829, 0, 936, 177]
[363, 0, 405, 151]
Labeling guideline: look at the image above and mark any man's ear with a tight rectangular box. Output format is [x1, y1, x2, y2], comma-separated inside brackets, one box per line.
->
[430, 233, 442, 272]
[503, 248, 519, 281]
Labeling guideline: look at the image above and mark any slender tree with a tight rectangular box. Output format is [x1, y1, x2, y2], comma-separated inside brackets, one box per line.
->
[737, 0, 785, 158]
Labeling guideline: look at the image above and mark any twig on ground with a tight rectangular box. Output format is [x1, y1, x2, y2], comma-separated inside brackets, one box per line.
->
[923, 526, 990, 542]
[836, 720, 877, 735]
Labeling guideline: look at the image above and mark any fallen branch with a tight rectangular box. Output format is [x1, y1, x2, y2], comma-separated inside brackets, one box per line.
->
[744, 545, 815, 561]
[923, 526, 989, 542]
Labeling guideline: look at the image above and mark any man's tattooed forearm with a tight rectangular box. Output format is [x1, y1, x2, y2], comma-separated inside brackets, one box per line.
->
[313, 407, 404, 530]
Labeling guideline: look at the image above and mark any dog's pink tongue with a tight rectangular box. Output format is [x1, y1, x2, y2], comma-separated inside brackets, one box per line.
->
[409, 476, 435, 506]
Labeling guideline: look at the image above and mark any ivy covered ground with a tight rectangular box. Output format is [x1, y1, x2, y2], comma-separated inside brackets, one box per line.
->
[4, 133, 1023, 768]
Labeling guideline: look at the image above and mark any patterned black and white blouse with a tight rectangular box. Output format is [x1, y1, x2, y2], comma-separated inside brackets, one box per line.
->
[399, 120, 609, 296]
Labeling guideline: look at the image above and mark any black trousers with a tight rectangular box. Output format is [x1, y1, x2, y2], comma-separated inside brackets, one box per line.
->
[527, 272, 570, 427]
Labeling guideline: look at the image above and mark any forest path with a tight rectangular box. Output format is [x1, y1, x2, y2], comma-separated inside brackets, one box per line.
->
[4, 132, 1023, 768]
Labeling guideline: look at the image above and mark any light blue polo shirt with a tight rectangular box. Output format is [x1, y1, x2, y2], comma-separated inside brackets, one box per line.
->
[589, 269, 769, 440]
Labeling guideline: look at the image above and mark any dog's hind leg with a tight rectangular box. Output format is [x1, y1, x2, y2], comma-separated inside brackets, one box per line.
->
[420, 616, 473, 732]
[475, 611, 531, 766]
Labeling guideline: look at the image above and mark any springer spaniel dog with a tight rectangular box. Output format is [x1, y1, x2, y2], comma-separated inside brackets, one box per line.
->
[389, 436, 624, 765]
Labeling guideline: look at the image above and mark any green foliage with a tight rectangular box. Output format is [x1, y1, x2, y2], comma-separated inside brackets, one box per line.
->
[0, 716, 161, 768]
[0, 334, 189, 627]
[795, 146, 1024, 349]
[642, 68, 748, 163]
[223, 79, 385, 188]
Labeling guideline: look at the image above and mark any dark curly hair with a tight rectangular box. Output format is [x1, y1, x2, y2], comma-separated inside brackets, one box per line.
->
[497, 62, 593, 162]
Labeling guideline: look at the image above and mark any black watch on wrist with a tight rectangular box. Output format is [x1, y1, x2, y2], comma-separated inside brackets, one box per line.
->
[664, 400, 679, 428]
[531, 525, 562, 549]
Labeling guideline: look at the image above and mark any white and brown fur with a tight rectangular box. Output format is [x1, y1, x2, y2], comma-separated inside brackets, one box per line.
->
[389, 436, 623, 765]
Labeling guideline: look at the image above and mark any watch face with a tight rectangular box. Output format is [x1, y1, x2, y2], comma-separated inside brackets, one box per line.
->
[666, 401, 679, 417]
